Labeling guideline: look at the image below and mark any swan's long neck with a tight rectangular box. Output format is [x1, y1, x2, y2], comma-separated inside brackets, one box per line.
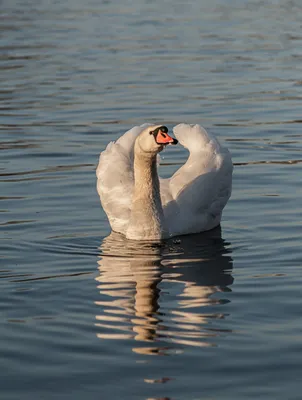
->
[126, 149, 167, 240]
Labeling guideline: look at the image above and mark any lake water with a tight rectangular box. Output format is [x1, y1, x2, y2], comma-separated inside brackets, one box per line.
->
[1, 0, 302, 399]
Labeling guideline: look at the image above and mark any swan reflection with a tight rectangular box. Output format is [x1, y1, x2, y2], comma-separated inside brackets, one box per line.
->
[95, 228, 233, 354]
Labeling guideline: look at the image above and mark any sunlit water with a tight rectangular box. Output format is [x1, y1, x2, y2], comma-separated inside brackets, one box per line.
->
[1, 0, 302, 399]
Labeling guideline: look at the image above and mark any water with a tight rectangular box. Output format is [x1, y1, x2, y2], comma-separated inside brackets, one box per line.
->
[1, 0, 302, 398]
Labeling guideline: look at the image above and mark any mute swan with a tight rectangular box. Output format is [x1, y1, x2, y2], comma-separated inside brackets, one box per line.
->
[96, 123, 233, 240]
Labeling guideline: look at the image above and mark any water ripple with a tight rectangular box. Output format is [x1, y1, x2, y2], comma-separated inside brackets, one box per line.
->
[1, 0, 302, 398]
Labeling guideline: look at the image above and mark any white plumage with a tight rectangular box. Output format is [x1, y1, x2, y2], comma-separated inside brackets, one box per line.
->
[96, 123, 233, 240]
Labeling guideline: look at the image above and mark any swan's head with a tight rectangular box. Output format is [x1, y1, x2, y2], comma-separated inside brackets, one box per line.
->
[136, 125, 178, 155]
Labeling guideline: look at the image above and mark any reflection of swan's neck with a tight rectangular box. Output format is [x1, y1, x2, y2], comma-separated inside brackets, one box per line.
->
[126, 151, 167, 240]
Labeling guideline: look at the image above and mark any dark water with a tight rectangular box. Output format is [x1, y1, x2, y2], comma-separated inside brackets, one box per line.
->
[1, 0, 302, 399]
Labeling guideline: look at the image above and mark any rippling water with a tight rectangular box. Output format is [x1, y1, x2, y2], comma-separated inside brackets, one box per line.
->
[1, 0, 302, 399]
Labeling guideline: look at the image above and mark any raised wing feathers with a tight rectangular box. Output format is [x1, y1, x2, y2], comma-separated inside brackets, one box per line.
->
[161, 124, 233, 236]
[96, 124, 151, 234]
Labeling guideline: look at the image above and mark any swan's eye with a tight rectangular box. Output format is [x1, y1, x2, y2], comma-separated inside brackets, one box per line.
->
[149, 131, 153, 135]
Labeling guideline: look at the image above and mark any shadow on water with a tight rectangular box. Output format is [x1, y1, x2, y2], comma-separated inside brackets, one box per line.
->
[95, 227, 233, 355]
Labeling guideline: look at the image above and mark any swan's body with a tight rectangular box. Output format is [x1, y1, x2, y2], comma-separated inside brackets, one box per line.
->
[96, 123, 233, 240]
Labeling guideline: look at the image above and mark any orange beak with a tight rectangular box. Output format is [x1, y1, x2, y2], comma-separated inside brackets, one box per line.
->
[152, 126, 178, 145]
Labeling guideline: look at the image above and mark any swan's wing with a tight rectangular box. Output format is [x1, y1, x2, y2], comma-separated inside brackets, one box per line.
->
[96, 124, 152, 234]
[161, 124, 233, 235]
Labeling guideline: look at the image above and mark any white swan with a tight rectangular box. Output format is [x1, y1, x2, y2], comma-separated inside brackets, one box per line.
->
[96, 123, 233, 240]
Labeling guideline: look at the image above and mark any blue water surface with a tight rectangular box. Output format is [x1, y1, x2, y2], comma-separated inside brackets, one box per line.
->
[1, 0, 302, 399]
